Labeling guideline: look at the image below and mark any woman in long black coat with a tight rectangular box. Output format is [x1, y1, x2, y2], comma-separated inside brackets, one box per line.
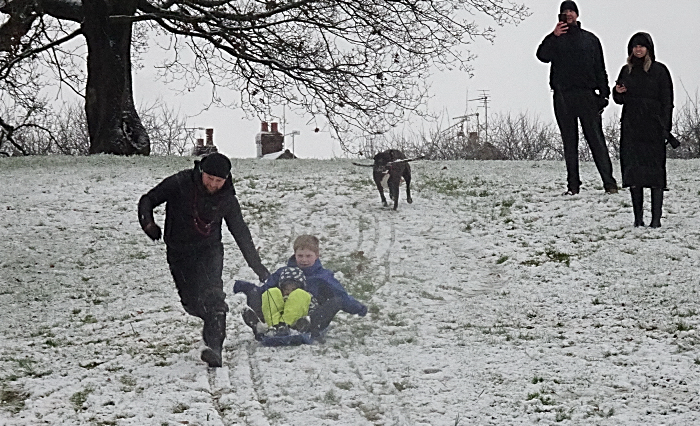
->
[613, 32, 674, 228]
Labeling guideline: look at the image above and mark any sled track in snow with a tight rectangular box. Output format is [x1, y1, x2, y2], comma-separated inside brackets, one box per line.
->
[380, 217, 395, 285]
[207, 366, 229, 423]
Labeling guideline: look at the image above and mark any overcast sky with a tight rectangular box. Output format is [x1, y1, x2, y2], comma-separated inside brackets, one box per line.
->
[133, 0, 700, 159]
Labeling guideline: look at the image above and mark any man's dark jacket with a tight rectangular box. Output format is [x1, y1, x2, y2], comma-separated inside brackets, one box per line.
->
[138, 160, 268, 279]
[536, 22, 610, 98]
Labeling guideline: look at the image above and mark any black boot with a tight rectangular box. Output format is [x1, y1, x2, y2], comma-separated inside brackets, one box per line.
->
[650, 188, 663, 228]
[201, 312, 226, 367]
[630, 186, 644, 227]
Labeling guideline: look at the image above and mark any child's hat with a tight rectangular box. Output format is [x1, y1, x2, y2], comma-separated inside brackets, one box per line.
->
[278, 267, 306, 290]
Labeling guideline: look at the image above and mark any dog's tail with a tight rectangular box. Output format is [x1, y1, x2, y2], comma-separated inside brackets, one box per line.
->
[352, 162, 374, 167]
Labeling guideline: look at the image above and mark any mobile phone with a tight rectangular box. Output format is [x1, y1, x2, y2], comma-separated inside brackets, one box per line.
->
[558, 13, 567, 23]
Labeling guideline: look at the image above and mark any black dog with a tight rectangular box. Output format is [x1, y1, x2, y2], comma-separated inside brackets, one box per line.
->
[373, 149, 412, 210]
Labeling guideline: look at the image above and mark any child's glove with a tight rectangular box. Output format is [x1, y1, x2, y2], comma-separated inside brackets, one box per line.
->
[255, 322, 269, 335]
[293, 316, 311, 333]
[357, 304, 368, 317]
[273, 323, 291, 336]
[233, 280, 256, 294]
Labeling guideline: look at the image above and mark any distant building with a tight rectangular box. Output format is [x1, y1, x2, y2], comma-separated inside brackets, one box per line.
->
[255, 121, 297, 159]
[192, 128, 218, 156]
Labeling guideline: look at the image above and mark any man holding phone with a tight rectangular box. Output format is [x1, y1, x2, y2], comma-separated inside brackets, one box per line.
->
[536, 1, 618, 196]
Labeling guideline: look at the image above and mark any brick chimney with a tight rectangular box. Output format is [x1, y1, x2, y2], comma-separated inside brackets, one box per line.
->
[256, 121, 284, 157]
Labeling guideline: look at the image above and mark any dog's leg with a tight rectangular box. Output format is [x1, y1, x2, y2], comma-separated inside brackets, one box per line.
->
[404, 164, 413, 204]
[390, 177, 400, 210]
[375, 175, 388, 207]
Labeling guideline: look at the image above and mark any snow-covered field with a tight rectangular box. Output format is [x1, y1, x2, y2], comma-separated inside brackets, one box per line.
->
[1, 155, 699, 425]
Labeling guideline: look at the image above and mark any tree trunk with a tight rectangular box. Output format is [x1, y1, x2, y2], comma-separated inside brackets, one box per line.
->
[82, 0, 149, 155]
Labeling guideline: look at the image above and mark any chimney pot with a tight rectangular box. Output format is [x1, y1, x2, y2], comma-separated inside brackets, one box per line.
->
[261, 122, 269, 132]
[271, 122, 279, 133]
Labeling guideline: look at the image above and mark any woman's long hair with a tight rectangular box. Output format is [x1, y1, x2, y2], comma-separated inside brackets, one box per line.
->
[627, 52, 652, 73]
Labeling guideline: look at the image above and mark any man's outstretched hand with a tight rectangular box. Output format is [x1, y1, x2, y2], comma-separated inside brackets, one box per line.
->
[256, 266, 270, 283]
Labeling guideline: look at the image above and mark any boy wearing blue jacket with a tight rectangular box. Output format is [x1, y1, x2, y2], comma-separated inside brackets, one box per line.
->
[235, 235, 367, 338]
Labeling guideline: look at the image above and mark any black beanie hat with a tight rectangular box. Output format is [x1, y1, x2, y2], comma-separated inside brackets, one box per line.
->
[560, 1, 578, 15]
[200, 153, 231, 179]
[627, 32, 655, 61]
[278, 267, 306, 290]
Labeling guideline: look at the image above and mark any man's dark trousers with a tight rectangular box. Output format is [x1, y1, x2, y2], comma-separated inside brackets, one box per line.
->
[167, 241, 228, 351]
[553, 89, 617, 192]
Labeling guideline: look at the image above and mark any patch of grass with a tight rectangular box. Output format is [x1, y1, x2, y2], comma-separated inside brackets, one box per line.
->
[531, 376, 545, 384]
[676, 321, 693, 332]
[545, 248, 571, 266]
[357, 403, 383, 421]
[172, 402, 189, 414]
[419, 176, 467, 195]
[419, 290, 444, 301]
[496, 255, 509, 264]
[119, 375, 137, 392]
[585, 404, 615, 418]
[592, 297, 603, 305]
[128, 251, 149, 260]
[677, 308, 698, 318]
[501, 198, 515, 208]
[70, 385, 95, 412]
[322, 389, 341, 404]
[393, 380, 415, 391]
[0, 385, 29, 414]
[555, 407, 572, 422]
[389, 336, 416, 345]
[82, 315, 98, 324]
[386, 312, 406, 327]
[334, 381, 353, 391]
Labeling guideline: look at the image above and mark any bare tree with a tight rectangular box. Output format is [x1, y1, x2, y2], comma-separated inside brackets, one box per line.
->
[0, 0, 529, 156]
[0, 97, 192, 156]
[138, 98, 193, 156]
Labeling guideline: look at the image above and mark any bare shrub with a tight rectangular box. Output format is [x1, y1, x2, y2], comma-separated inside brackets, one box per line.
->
[670, 90, 700, 159]
[488, 112, 561, 160]
[603, 113, 620, 160]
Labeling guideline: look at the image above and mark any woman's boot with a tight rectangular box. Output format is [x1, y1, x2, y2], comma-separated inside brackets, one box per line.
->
[650, 188, 663, 228]
[630, 186, 644, 227]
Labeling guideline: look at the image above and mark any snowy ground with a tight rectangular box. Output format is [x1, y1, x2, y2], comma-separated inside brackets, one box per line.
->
[1, 155, 700, 425]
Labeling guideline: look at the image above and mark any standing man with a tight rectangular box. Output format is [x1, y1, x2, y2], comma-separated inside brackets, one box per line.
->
[537, 1, 618, 195]
[138, 153, 270, 367]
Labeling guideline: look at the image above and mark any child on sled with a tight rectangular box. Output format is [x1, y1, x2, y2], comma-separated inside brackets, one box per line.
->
[234, 235, 367, 340]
